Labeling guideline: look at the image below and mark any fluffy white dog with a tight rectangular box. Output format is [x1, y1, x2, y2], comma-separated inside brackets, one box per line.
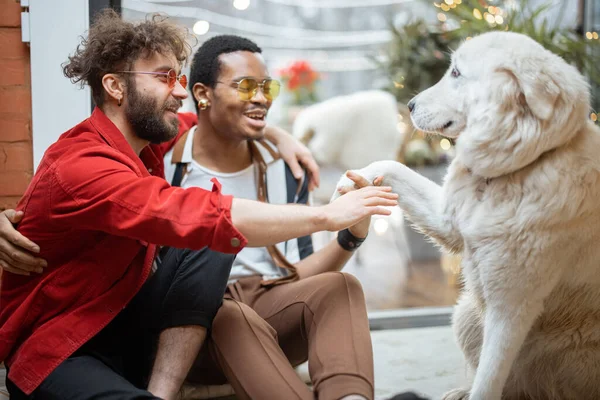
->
[333, 31, 600, 399]
[293, 90, 403, 170]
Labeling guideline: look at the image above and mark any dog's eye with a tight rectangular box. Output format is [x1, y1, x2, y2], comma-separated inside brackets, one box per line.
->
[451, 67, 461, 78]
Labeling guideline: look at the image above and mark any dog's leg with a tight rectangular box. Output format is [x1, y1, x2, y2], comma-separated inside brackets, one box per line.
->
[442, 292, 482, 400]
[387, 166, 461, 252]
[334, 160, 462, 253]
[467, 270, 561, 400]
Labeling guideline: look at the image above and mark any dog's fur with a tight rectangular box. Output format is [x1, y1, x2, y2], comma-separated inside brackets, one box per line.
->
[333, 31, 600, 399]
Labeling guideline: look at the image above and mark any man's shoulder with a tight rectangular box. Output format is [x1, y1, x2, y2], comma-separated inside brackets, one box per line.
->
[43, 135, 136, 191]
[42, 124, 113, 167]
[18, 128, 131, 216]
[48, 132, 124, 163]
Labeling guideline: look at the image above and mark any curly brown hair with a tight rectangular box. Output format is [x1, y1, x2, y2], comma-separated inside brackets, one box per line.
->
[62, 9, 193, 107]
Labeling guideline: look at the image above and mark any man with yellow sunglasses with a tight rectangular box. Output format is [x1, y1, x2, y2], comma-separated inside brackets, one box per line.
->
[160, 34, 378, 400]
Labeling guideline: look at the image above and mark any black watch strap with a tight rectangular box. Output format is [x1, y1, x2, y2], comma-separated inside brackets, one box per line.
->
[337, 228, 366, 252]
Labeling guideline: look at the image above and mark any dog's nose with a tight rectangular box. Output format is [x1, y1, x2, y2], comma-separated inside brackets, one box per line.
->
[407, 99, 416, 113]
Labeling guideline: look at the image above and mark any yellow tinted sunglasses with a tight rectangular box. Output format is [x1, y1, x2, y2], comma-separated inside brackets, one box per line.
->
[218, 78, 281, 101]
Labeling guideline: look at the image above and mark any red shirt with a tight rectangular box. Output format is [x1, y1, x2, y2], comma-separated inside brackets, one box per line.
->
[0, 108, 246, 394]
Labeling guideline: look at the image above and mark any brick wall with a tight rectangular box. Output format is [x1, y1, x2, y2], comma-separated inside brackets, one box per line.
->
[0, 0, 32, 211]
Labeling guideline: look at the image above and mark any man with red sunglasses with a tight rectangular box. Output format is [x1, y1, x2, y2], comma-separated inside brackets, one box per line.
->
[0, 11, 398, 400]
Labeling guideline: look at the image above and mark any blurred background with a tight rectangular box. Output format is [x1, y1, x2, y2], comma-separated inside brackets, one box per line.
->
[117, 0, 598, 315]
[0, 1, 599, 398]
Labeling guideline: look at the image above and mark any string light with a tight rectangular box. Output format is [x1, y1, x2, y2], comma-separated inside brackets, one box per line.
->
[592, 113, 598, 122]
[193, 34, 383, 70]
[123, 0, 392, 45]
[139, 0, 415, 5]
[373, 218, 389, 236]
[484, 12, 495, 24]
[440, 138, 451, 150]
[438, 13, 447, 22]
[198, 31, 384, 51]
[473, 8, 483, 20]
[142, 0, 192, 2]
[441, 3, 450, 11]
[233, 0, 250, 11]
[193, 20, 210, 35]
[594, 32, 599, 40]
[586, 32, 593, 39]
[264, 0, 415, 8]
[495, 15, 504, 24]
[490, 6, 503, 15]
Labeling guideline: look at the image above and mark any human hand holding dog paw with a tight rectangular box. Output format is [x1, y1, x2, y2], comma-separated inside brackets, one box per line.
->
[335, 171, 384, 238]
[330, 160, 398, 203]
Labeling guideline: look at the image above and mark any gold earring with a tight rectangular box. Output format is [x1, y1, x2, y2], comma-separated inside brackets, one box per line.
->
[198, 99, 208, 110]
[117, 97, 122, 107]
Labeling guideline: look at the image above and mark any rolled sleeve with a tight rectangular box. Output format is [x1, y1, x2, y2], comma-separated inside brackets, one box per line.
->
[209, 178, 247, 253]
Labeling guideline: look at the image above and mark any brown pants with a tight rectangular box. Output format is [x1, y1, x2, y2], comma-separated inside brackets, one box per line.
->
[187, 272, 374, 400]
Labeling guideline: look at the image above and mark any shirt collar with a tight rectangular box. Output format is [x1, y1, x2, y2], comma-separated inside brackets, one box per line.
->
[183, 127, 278, 166]
[88, 107, 160, 177]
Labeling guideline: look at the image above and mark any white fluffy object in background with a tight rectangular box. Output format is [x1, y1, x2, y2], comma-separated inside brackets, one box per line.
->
[293, 90, 405, 170]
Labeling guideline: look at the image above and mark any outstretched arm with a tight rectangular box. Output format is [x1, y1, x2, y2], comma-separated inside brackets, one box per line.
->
[231, 185, 398, 248]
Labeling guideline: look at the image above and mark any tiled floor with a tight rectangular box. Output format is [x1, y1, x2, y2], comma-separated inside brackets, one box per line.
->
[1, 303, 462, 399]
[1, 325, 467, 400]
[371, 326, 467, 399]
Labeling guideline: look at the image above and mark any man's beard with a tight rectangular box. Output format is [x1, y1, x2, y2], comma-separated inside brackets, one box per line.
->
[125, 79, 182, 144]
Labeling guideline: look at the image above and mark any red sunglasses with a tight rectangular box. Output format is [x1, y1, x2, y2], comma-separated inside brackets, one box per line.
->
[118, 69, 187, 89]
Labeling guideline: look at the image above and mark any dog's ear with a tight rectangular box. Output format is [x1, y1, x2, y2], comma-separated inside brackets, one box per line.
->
[496, 65, 560, 121]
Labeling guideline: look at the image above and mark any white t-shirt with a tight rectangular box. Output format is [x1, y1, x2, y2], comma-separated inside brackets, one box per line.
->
[164, 126, 311, 282]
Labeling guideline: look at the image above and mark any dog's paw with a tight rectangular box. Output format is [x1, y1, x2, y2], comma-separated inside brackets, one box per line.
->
[442, 388, 470, 400]
[330, 172, 357, 202]
[329, 160, 401, 203]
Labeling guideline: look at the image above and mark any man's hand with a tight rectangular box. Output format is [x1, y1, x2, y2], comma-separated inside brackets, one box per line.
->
[322, 185, 397, 233]
[265, 125, 320, 191]
[0, 209, 46, 276]
[336, 171, 384, 238]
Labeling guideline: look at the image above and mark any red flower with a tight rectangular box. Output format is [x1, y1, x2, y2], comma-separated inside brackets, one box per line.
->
[278, 60, 320, 104]
[288, 75, 300, 90]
